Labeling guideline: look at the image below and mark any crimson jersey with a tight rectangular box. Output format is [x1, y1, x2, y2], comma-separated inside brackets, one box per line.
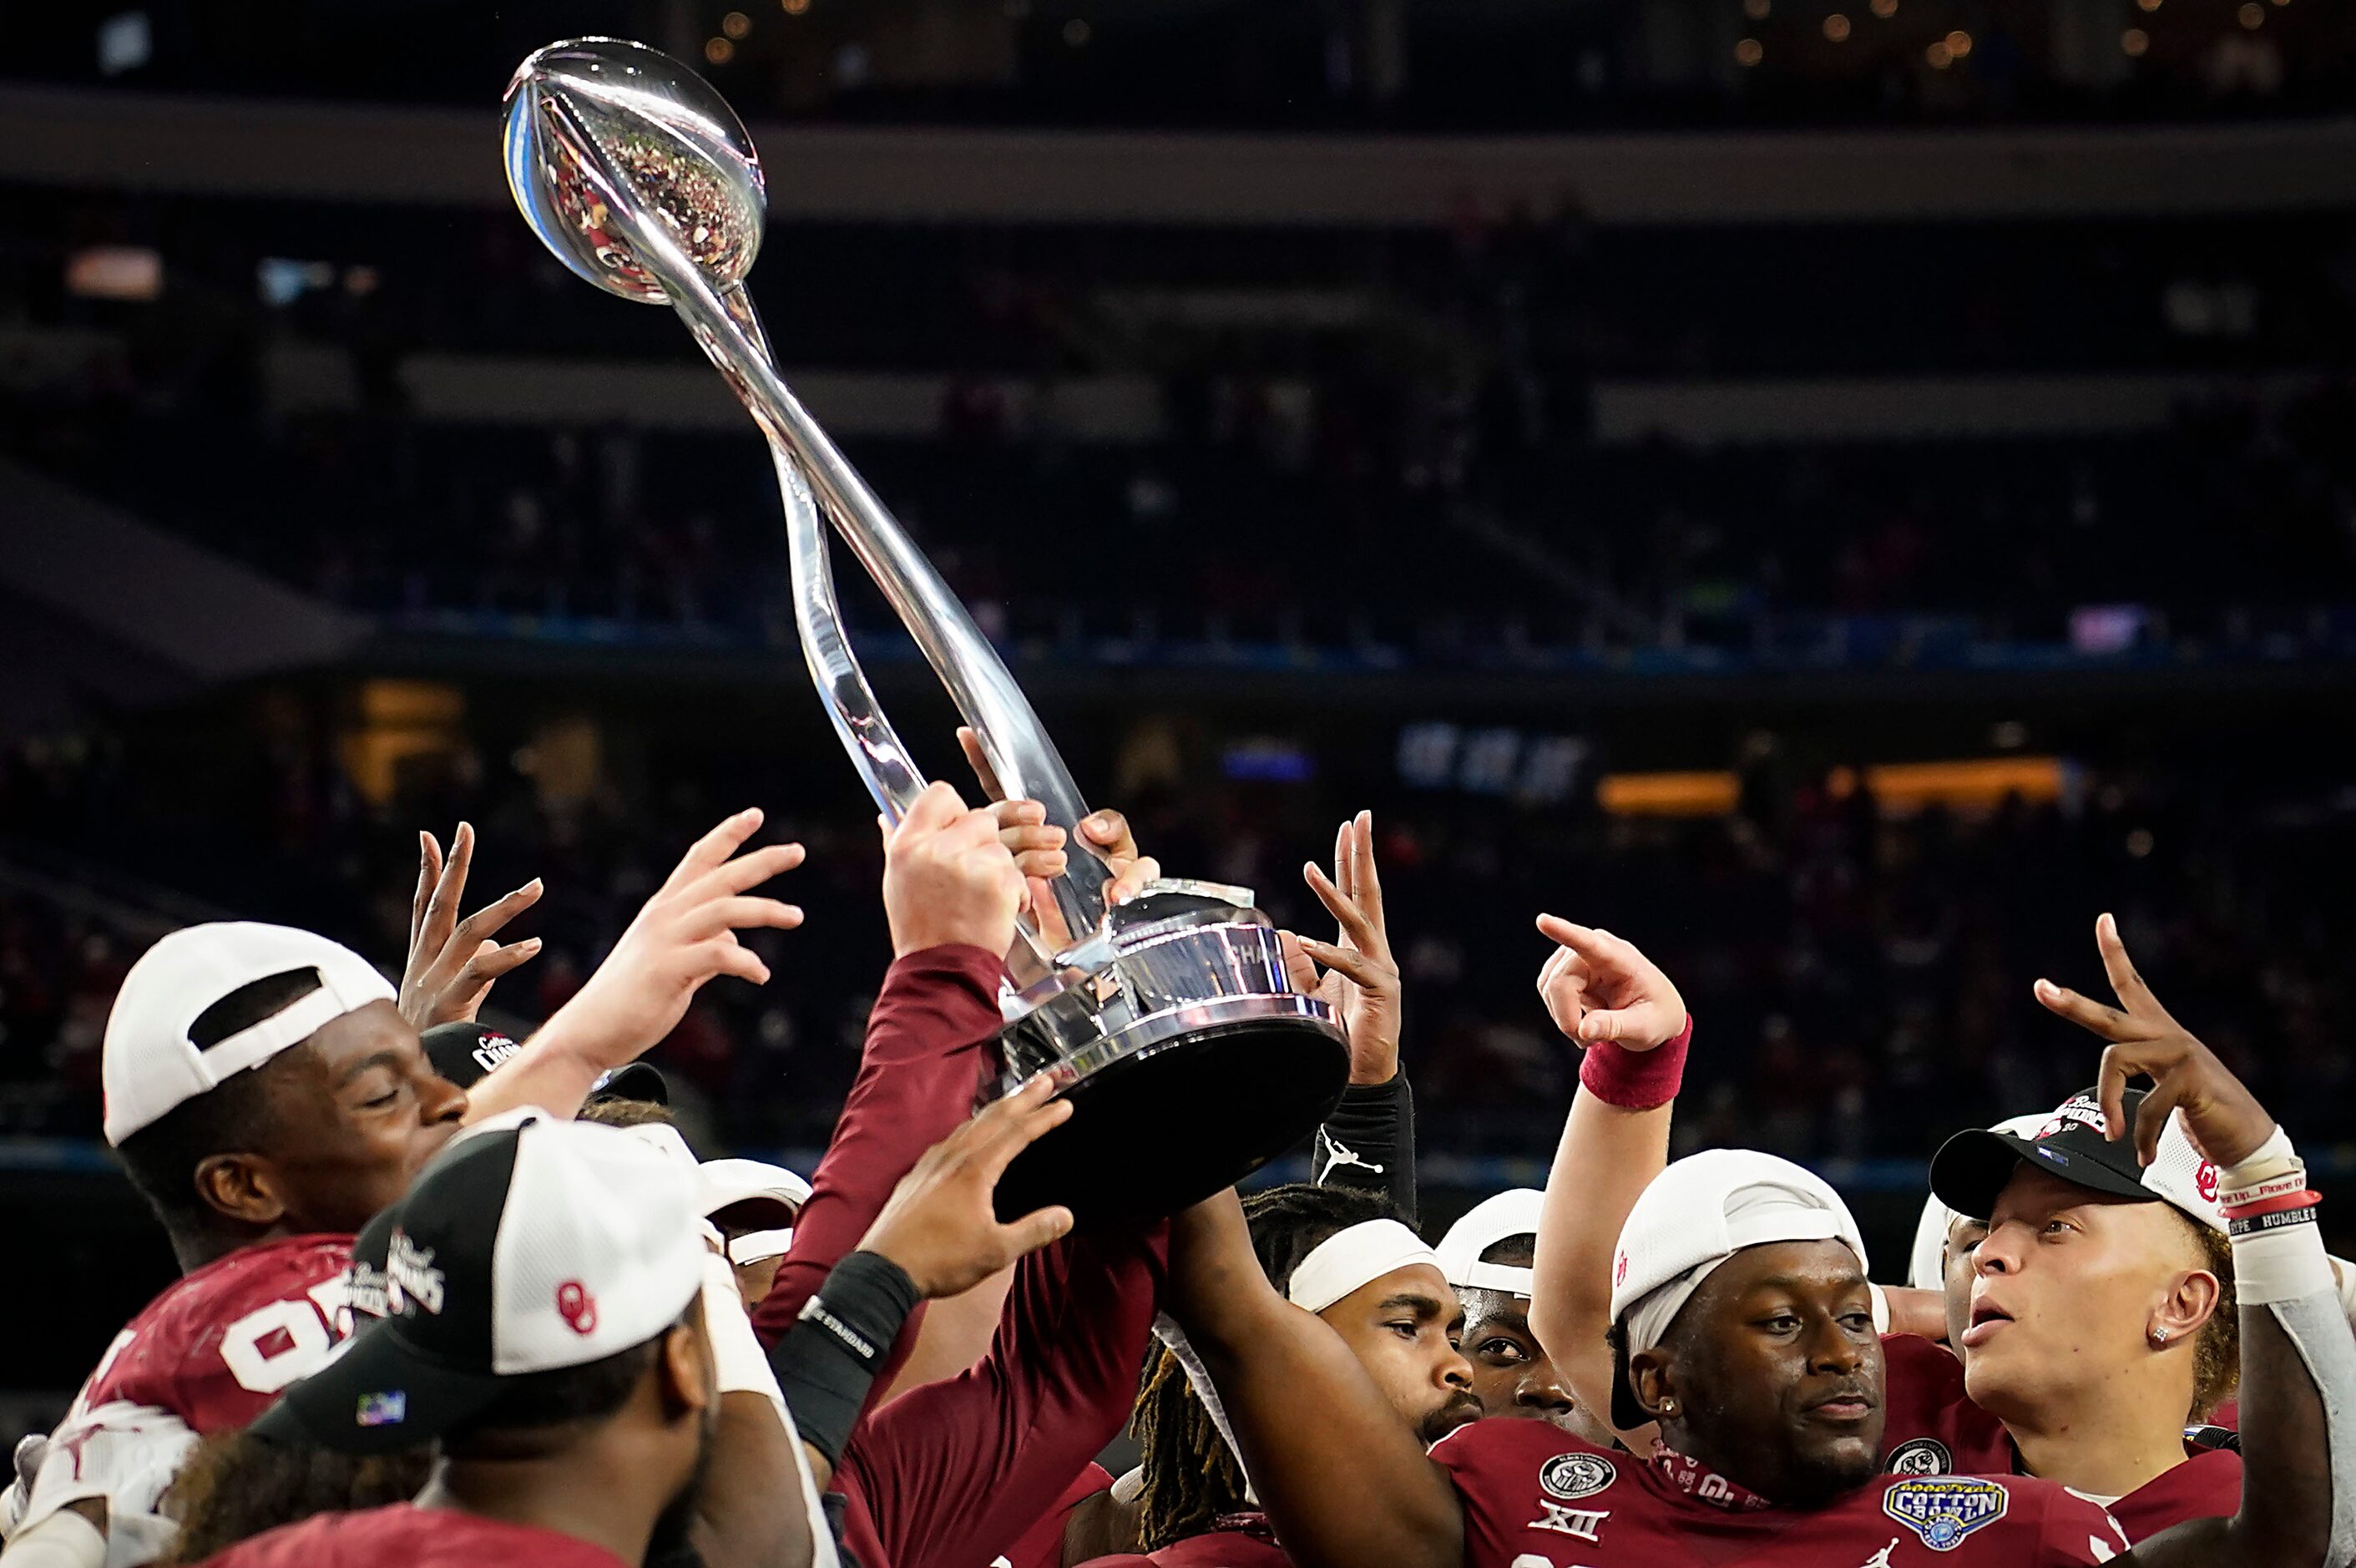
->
[994, 1463, 1115, 1568]
[18, 1234, 357, 1561]
[73, 1234, 359, 1430]
[1878, 1333, 2018, 1477]
[2104, 1449, 2242, 1544]
[186, 1502, 625, 1568]
[1434, 1419, 2130, 1568]
[1878, 1331, 2242, 1540]
[1084, 1517, 1292, 1567]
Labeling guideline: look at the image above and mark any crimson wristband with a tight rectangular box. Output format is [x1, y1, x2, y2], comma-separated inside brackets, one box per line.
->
[1578, 1014, 1692, 1110]
[2222, 1188, 2323, 1222]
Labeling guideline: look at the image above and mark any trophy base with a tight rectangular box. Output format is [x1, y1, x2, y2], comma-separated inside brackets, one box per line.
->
[990, 995, 1349, 1224]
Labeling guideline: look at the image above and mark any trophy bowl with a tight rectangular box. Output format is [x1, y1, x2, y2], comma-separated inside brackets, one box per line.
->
[988, 884, 1351, 1223]
[504, 40, 1351, 1222]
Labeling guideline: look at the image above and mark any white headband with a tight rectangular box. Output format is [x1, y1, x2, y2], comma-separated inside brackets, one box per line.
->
[1287, 1219, 1444, 1313]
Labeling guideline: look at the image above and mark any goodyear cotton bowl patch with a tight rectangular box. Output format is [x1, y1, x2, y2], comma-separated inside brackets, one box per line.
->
[1883, 1477, 2008, 1551]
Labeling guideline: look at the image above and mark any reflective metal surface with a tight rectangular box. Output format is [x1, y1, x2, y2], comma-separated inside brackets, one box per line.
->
[503, 40, 1347, 1216]
[506, 37, 1111, 942]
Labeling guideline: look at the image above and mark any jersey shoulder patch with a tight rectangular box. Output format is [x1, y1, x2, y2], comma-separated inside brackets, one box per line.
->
[1884, 1437, 1955, 1475]
[1539, 1450, 1619, 1501]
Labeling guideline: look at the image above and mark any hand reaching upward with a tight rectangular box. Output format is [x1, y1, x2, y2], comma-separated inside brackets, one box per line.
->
[1534, 915, 1686, 1050]
[857, 1073, 1079, 1300]
[956, 725, 1161, 948]
[400, 822, 543, 1029]
[2034, 912, 2275, 1169]
[1280, 811, 1401, 1086]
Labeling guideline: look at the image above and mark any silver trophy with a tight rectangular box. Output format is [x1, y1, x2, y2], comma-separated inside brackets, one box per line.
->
[503, 39, 1348, 1220]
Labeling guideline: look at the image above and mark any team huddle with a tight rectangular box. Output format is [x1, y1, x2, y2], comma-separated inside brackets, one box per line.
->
[3, 781, 2354, 1568]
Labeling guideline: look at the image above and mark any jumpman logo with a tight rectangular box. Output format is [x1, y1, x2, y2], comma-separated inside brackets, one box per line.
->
[1315, 1128, 1386, 1178]
[1859, 1537, 1902, 1568]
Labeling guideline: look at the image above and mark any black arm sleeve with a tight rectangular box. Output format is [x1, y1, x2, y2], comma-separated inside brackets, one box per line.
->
[1311, 1072, 1418, 1225]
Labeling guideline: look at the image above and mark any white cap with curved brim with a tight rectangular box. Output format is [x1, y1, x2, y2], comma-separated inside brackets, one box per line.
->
[1609, 1149, 1868, 1429]
[699, 1156, 813, 1227]
[102, 923, 397, 1146]
[1435, 1188, 1545, 1297]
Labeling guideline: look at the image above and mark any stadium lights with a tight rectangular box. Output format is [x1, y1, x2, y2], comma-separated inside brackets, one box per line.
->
[1596, 758, 2070, 818]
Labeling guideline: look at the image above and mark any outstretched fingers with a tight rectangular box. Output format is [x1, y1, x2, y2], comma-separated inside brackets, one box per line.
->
[1278, 930, 1324, 995]
[411, 831, 445, 951]
[660, 807, 766, 896]
[682, 840, 808, 904]
[681, 895, 807, 941]
[1304, 860, 1382, 953]
[2033, 977, 2137, 1042]
[2093, 912, 2171, 1022]
[1298, 935, 1388, 989]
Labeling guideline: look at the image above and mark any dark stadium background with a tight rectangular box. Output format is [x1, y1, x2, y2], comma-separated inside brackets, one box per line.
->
[3, 0, 2354, 1444]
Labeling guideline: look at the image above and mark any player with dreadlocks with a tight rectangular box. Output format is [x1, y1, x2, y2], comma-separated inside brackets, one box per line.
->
[1090, 1182, 1480, 1568]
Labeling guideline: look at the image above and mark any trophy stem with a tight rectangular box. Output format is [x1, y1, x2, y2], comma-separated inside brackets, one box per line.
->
[528, 90, 1111, 944]
[771, 443, 1057, 984]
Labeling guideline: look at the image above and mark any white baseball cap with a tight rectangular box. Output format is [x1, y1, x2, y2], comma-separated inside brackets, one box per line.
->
[700, 1156, 811, 1267]
[1906, 1113, 2052, 1289]
[102, 923, 398, 1146]
[699, 1157, 812, 1229]
[1609, 1149, 1868, 1430]
[1435, 1188, 1545, 1297]
[255, 1115, 705, 1452]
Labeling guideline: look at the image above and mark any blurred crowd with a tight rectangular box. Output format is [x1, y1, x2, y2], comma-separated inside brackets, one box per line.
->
[4, 0, 2353, 131]
[8, 187, 2356, 667]
[8, 716, 2353, 1174]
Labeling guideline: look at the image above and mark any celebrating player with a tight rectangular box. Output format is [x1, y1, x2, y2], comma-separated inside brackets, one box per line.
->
[6, 809, 806, 1566]
[1431, 1190, 1602, 1439]
[1140, 999, 2353, 1566]
[1094, 1183, 1479, 1567]
[1530, 912, 2342, 1541]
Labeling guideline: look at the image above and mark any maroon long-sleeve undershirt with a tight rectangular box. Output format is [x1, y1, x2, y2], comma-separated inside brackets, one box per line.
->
[751, 943, 1007, 1410]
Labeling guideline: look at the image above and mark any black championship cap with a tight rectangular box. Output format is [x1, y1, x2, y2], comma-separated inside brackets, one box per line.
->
[251, 1116, 705, 1453]
[1929, 1086, 2225, 1234]
[419, 1022, 524, 1090]
[589, 1060, 670, 1106]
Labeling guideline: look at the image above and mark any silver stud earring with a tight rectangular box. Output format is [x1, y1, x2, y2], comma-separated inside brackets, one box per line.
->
[1660, 1398, 1678, 1415]
[2150, 1328, 2168, 1348]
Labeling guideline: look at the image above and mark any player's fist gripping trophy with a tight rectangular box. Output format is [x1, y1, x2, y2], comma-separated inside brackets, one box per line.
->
[502, 38, 1348, 1219]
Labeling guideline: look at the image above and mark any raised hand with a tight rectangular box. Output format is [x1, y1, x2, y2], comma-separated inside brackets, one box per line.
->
[857, 1073, 1078, 1299]
[545, 808, 803, 1068]
[2034, 912, 2275, 1169]
[1279, 811, 1401, 1086]
[1534, 915, 1686, 1050]
[957, 726, 1161, 948]
[883, 780, 1027, 959]
[400, 822, 543, 1029]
